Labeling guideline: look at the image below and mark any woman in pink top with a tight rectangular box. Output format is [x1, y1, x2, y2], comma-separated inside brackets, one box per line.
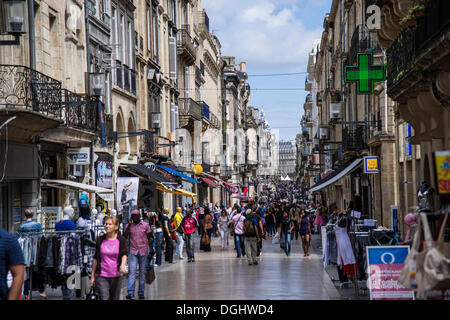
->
[90, 216, 127, 300]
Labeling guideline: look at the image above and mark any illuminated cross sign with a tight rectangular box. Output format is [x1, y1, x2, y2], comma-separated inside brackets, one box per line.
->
[344, 53, 386, 95]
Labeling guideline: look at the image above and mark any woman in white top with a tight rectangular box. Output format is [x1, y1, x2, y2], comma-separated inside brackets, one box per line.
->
[218, 209, 230, 249]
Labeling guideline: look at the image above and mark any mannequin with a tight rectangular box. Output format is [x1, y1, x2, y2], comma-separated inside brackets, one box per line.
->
[110, 209, 117, 217]
[55, 206, 76, 231]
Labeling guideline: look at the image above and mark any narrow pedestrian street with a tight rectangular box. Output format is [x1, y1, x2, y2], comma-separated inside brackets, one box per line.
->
[142, 235, 340, 300]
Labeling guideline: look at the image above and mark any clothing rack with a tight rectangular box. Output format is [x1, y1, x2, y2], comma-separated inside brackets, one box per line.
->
[17, 229, 86, 300]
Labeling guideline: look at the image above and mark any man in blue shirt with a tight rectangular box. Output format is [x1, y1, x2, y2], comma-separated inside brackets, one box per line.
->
[18, 209, 42, 233]
[0, 229, 25, 300]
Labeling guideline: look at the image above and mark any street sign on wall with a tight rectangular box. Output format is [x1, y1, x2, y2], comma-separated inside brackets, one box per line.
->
[364, 156, 380, 173]
[67, 147, 90, 165]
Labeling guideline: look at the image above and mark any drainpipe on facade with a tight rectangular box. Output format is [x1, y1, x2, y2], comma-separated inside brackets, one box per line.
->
[28, 0, 35, 70]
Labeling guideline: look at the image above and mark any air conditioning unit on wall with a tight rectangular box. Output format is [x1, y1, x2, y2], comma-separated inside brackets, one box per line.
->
[330, 102, 341, 119]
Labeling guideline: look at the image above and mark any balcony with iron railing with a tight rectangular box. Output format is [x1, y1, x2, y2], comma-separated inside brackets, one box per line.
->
[177, 25, 197, 65]
[305, 77, 312, 91]
[178, 97, 202, 122]
[348, 24, 382, 66]
[61, 89, 97, 132]
[342, 125, 368, 153]
[304, 94, 312, 111]
[198, 10, 210, 36]
[387, 0, 450, 93]
[113, 61, 136, 96]
[201, 101, 210, 121]
[140, 130, 156, 155]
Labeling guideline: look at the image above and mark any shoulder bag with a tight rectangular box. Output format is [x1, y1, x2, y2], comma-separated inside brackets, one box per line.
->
[419, 213, 450, 299]
[85, 287, 99, 300]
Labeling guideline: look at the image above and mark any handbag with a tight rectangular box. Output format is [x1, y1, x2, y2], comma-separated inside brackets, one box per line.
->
[201, 232, 210, 246]
[228, 221, 235, 236]
[85, 287, 98, 300]
[399, 213, 425, 291]
[145, 267, 156, 285]
[419, 213, 450, 298]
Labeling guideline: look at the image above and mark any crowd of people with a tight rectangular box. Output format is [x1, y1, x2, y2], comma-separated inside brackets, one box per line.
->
[0, 181, 366, 301]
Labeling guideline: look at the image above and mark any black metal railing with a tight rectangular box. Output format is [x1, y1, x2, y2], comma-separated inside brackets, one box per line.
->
[349, 24, 382, 65]
[141, 130, 155, 154]
[342, 125, 367, 152]
[131, 69, 136, 95]
[386, 27, 415, 88]
[200, 61, 205, 76]
[0, 65, 62, 119]
[306, 94, 312, 103]
[387, 0, 450, 89]
[61, 89, 97, 132]
[177, 26, 196, 61]
[115, 60, 122, 88]
[123, 65, 130, 92]
[178, 98, 202, 120]
[201, 101, 210, 120]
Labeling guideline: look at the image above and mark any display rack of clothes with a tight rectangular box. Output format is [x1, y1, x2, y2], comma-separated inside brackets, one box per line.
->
[17, 229, 94, 300]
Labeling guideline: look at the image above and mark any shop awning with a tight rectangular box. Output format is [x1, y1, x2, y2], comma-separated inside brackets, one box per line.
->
[122, 164, 177, 186]
[201, 177, 218, 188]
[156, 185, 197, 202]
[156, 164, 200, 184]
[41, 179, 113, 194]
[309, 158, 363, 192]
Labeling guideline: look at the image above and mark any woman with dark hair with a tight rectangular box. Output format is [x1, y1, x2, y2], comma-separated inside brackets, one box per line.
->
[299, 210, 312, 256]
[200, 207, 213, 252]
[218, 209, 230, 249]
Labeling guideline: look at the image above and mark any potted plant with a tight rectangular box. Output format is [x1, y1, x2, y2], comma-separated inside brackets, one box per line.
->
[401, 14, 416, 28]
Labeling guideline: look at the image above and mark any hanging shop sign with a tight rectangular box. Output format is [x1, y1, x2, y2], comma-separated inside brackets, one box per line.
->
[364, 156, 380, 173]
[117, 177, 139, 218]
[366, 246, 414, 300]
[67, 147, 90, 165]
[96, 160, 113, 189]
[434, 150, 450, 195]
[344, 52, 386, 95]
[231, 186, 240, 194]
[193, 164, 203, 175]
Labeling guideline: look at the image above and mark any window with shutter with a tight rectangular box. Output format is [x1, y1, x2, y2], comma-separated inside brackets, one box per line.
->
[169, 36, 177, 82]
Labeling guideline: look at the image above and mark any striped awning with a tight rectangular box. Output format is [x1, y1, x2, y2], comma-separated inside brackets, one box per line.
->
[201, 177, 218, 188]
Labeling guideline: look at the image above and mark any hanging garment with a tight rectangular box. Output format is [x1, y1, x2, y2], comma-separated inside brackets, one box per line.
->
[327, 229, 338, 265]
[335, 226, 356, 266]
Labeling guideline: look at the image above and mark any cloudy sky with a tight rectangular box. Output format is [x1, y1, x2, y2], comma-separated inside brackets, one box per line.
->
[203, 0, 332, 142]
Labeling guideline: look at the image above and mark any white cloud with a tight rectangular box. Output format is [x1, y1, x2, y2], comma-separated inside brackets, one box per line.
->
[203, 0, 323, 67]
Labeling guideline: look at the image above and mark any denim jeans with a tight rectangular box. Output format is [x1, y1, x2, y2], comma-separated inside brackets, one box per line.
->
[175, 231, 184, 258]
[185, 233, 195, 260]
[164, 235, 174, 263]
[153, 231, 163, 265]
[61, 283, 73, 300]
[282, 231, 291, 255]
[234, 234, 245, 257]
[127, 252, 148, 297]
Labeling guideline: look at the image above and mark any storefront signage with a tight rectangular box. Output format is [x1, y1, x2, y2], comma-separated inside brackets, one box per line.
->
[366, 246, 414, 300]
[96, 161, 113, 189]
[434, 150, 450, 195]
[364, 156, 380, 173]
[344, 52, 386, 95]
[144, 162, 156, 171]
[117, 177, 139, 218]
[67, 147, 90, 165]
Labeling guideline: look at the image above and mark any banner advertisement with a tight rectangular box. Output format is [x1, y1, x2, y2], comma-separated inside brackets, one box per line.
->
[364, 156, 380, 173]
[96, 160, 113, 189]
[67, 147, 90, 165]
[366, 246, 414, 300]
[434, 150, 450, 195]
[117, 177, 139, 219]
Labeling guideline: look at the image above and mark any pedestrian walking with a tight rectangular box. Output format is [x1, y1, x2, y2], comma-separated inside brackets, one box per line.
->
[162, 208, 175, 264]
[123, 209, 153, 300]
[200, 208, 213, 252]
[0, 228, 25, 300]
[231, 207, 246, 258]
[279, 211, 294, 256]
[148, 211, 163, 266]
[218, 209, 230, 249]
[243, 209, 262, 265]
[299, 210, 312, 256]
[180, 209, 198, 262]
[173, 207, 185, 260]
[90, 216, 127, 300]
[18, 209, 46, 300]
[289, 204, 300, 240]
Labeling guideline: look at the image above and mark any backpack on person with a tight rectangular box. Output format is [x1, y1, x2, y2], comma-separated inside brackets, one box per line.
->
[243, 216, 257, 237]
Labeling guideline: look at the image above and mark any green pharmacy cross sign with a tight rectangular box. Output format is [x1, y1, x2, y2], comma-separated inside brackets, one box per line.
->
[345, 52, 386, 95]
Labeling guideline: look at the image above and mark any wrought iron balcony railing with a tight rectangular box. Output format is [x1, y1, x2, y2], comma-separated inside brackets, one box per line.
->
[61, 89, 97, 132]
[115, 60, 122, 89]
[387, 0, 450, 90]
[198, 11, 210, 34]
[141, 130, 156, 154]
[342, 125, 367, 152]
[177, 26, 197, 64]
[0, 65, 62, 119]
[178, 98, 202, 120]
[123, 65, 130, 92]
[201, 101, 210, 120]
[348, 24, 381, 66]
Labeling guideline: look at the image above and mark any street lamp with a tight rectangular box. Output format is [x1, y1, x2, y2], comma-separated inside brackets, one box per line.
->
[0, 0, 27, 45]
[89, 72, 106, 97]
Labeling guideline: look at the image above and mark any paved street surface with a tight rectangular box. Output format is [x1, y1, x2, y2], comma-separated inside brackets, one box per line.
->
[29, 234, 341, 300]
